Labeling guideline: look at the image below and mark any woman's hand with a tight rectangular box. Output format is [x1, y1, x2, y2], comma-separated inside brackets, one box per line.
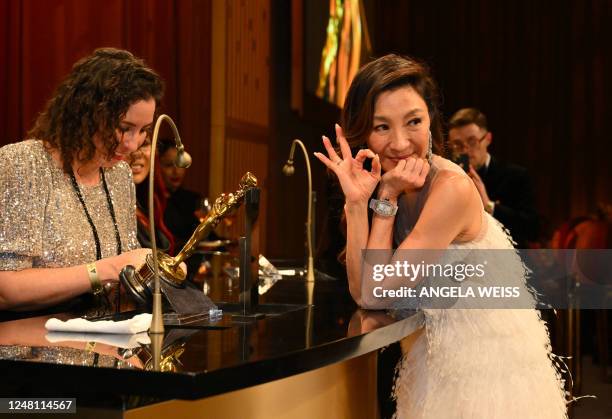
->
[99, 249, 152, 283]
[314, 124, 381, 205]
[378, 157, 430, 199]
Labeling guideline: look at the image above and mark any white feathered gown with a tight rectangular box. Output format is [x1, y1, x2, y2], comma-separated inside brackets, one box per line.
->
[392, 157, 567, 419]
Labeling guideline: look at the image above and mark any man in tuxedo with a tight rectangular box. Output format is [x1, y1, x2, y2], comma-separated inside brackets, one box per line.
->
[448, 108, 539, 248]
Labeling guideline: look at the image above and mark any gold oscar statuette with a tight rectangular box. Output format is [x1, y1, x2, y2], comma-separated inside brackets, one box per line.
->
[120, 172, 258, 305]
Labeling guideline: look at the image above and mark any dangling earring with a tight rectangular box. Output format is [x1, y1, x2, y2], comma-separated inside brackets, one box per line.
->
[426, 130, 433, 164]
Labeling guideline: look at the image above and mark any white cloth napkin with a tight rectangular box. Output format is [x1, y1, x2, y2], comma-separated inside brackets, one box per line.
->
[45, 331, 151, 348]
[45, 313, 152, 335]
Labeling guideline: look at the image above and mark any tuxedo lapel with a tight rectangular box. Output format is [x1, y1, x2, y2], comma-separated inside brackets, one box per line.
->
[482, 156, 502, 199]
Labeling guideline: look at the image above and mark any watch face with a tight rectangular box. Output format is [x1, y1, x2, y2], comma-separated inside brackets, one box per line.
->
[375, 200, 393, 215]
[370, 199, 397, 216]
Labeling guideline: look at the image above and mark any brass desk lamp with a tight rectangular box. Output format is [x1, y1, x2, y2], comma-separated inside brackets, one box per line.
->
[283, 139, 315, 282]
[148, 115, 191, 335]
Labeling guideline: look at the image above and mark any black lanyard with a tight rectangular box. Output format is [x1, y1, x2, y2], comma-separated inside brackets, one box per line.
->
[69, 169, 122, 260]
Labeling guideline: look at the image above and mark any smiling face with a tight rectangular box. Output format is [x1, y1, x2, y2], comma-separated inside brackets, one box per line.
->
[366, 86, 430, 172]
[95, 98, 156, 169]
[128, 139, 152, 185]
[160, 147, 186, 192]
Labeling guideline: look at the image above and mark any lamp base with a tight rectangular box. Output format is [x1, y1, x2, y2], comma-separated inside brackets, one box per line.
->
[119, 253, 183, 306]
[120, 255, 217, 316]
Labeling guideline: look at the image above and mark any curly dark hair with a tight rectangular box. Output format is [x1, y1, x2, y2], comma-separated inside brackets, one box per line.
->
[341, 54, 445, 156]
[28, 48, 164, 173]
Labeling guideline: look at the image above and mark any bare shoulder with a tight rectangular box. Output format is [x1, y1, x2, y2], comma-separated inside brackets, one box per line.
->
[402, 169, 477, 248]
[429, 169, 476, 205]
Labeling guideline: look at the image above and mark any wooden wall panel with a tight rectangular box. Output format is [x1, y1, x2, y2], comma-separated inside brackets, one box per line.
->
[226, 0, 270, 127]
[175, 0, 212, 196]
[221, 136, 269, 256]
[0, 0, 212, 198]
[211, 0, 271, 251]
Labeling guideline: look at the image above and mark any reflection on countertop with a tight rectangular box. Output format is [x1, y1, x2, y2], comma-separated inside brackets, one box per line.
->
[0, 273, 423, 405]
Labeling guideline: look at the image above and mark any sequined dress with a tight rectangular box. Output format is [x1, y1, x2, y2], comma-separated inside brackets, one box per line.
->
[0, 140, 139, 271]
[391, 156, 567, 419]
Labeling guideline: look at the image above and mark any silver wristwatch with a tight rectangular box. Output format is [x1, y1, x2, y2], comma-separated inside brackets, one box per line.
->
[369, 198, 398, 217]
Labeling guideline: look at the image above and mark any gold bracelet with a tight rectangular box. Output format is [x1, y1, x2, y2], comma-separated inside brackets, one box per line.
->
[86, 262, 103, 296]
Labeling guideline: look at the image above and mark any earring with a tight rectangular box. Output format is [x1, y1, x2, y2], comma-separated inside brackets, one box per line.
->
[426, 131, 433, 164]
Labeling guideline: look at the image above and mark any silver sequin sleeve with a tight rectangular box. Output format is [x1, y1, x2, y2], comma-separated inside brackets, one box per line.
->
[0, 140, 139, 271]
[124, 169, 140, 252]
[0, 141, 51, 270]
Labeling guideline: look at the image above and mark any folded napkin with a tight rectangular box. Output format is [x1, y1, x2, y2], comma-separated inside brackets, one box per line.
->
[45, 331, 151, 348]
[45, 313, 152, 335]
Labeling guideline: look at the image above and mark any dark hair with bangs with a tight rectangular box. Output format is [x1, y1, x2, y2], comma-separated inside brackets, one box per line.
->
[28, 47, 164, 173]
[340, 54, 445, 156]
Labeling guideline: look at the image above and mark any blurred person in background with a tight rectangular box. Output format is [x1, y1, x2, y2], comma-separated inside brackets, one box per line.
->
[159, 138, 202, 251]
[448, 108, 539, 248]
[128, 136, 175, 255]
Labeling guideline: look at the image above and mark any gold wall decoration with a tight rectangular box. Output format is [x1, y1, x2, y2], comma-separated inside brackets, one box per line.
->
[316, 0, 371, 107]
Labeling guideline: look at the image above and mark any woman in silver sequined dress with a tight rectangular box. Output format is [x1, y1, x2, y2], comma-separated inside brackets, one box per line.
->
[0, 48, 163, 312]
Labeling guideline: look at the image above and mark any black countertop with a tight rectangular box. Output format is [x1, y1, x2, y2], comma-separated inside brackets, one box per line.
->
[0, 275, 423, 409]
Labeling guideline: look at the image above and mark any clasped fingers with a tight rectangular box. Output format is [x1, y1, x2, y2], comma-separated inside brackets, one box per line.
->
[381, 157, 430, 196]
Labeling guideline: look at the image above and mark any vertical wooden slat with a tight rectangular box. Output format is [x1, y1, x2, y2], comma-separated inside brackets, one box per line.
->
[225, 0, 269, 127]
[210, 0, 227, 199]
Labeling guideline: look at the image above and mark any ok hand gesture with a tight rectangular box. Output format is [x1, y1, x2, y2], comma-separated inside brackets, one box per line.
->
[314, 124, 381, 205]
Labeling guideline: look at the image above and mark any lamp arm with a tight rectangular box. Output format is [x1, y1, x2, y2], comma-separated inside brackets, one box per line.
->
[148, 114, 184, 334]
[291, 139, 315, 282]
